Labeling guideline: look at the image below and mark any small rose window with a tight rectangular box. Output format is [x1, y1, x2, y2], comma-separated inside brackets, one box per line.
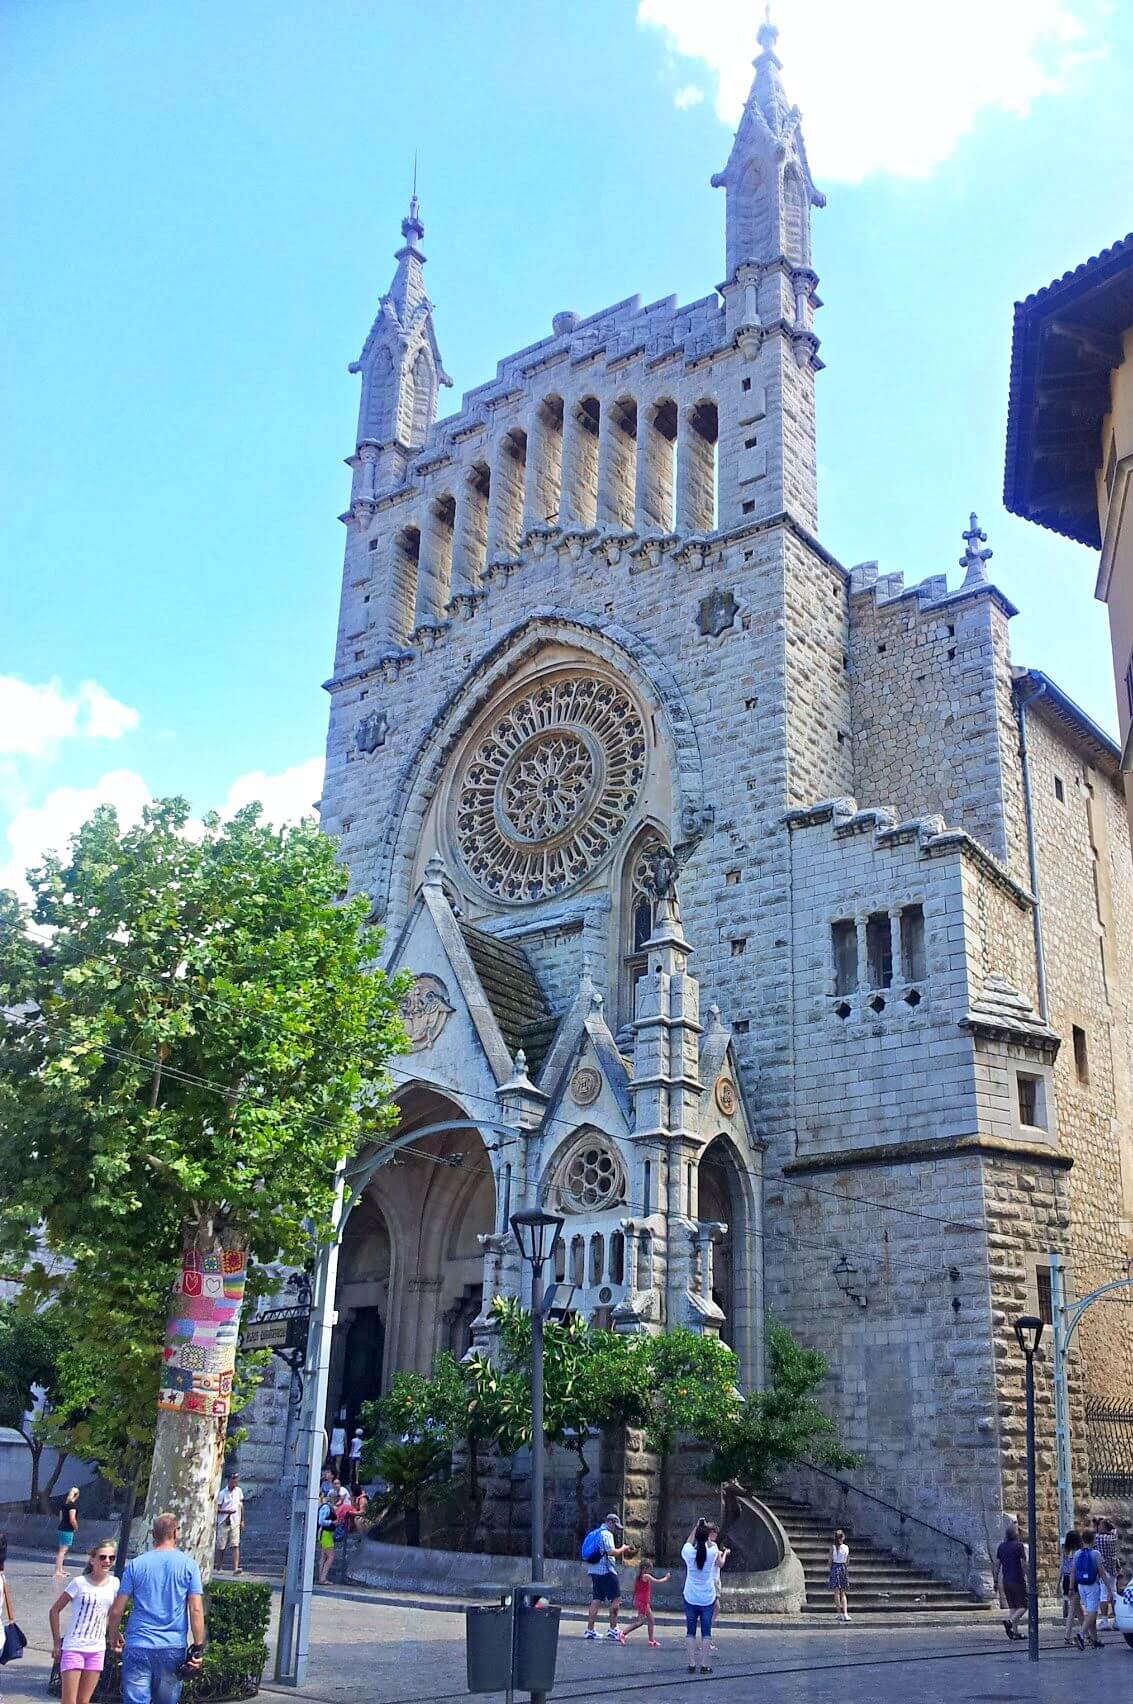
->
[560, 1139, 624, 1213]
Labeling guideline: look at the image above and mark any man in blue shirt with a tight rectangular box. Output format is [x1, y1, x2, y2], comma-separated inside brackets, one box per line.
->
[107, 1514, 206, 1704]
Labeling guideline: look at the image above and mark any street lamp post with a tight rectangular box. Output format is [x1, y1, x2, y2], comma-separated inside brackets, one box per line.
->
[511, 1206, 564, 1704]
[1014, 1315, 1044, 1663]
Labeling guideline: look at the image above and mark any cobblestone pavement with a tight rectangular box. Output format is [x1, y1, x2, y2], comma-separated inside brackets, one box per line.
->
[3, 1553, 1130, 1703]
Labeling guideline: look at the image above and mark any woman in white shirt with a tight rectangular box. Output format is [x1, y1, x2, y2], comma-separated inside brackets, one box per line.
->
[680, 1519, 719, 1676]
[48, 1537, 120, 1704]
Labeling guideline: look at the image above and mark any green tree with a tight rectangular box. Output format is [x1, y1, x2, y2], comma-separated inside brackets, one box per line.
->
[704, 1320, 857, 1489]
[0, 799, 407, 1569]
[0, 1304, 71, 1511]
[368, 1437, 450, 1548]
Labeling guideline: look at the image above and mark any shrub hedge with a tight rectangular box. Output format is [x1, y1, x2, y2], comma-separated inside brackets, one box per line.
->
[48, 1579, 271, 1703]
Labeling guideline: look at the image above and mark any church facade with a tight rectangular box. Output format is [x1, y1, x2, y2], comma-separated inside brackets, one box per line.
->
[242, 24, 1133, 1574]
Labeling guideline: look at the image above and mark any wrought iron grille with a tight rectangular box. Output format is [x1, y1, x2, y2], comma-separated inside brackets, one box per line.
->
[1086, 1397, 1133, 1498]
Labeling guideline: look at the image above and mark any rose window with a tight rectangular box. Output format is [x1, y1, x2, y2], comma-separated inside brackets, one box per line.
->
[454, 674, 647, 903]
[559, 1139, 624, 1213]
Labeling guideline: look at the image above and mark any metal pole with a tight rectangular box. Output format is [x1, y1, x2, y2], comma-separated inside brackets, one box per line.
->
[529, 1259, 546, 1704]
[1049, 1254, 1073, 1544]
[275, 1168, 345, 1687]
[1025, 1350, 1039, 1663]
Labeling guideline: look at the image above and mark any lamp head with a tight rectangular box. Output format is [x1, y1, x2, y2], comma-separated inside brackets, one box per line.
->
[510, 1206, 564, 1271]
[1014, 1315, 1044, 1359]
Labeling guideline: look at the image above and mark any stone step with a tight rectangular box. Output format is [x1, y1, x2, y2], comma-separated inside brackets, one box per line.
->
[760, 1488, 983, 1614]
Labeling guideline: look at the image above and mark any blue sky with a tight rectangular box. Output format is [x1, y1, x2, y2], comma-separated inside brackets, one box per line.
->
[2, 0, 1131, 892]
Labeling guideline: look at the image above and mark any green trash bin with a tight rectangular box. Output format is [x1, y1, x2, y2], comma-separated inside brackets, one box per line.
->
[465, 1601, 513, 1694]
[514, 1600, 561, 1694]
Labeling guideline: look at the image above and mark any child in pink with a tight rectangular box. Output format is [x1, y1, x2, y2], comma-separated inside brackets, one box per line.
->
[623, 1559, 670, 1647]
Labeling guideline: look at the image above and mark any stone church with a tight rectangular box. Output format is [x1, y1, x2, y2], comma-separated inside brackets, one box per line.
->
[243, 23, 1133, 1576]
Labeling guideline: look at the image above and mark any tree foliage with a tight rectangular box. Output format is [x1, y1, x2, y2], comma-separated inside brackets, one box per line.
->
[0, 1303, 72, 1508]
[703, 1320, 858, 1489]
[0, 799, 408, 1266]
[360, 1307, 849, 1533]
[0, 799, 408, 1525]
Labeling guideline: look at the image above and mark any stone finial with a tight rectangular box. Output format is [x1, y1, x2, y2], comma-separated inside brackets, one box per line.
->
[400, 191, 424, 251]
[959, 512, 993, 588]
[513, 1047, 528, 1077]
[423, 851, 447, 889]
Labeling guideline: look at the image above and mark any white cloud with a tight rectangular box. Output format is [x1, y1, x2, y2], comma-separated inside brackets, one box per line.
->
[0, 676, 139, 759]
[637, 0, 1092, 182]
[218, 757, 325, 827]
[0, 769, 152, 901]
[674, 82, 705, 109]
[0, 757, 326, 904]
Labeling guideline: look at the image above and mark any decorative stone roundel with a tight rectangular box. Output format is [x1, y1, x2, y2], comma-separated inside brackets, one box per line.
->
[570, 1066, 602, 1106]
[559, 1137, 625, 1214]
[715, 1077, 737, 1117]
[453, 674, 647, 903]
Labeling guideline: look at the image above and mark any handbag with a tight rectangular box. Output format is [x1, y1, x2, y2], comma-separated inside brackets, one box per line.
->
[0, 1621, 27, 1664]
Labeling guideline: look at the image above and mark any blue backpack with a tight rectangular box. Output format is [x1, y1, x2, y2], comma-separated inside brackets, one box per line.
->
[1075, 1547, 1099, 1587]
[580, 1526, 606, 1564]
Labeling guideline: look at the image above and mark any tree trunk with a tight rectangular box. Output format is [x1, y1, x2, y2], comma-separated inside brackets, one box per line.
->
[42, 1443, 67, 1505]
[142, 1217, 248, 1577]
[116, 1474, 141, 1576]
[23, 1433, 43, 1513]
[655, 1448, 672, 1564]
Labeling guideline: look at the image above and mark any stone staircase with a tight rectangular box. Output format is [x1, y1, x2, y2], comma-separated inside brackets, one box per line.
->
[760, 1492, 987, 1616]
[238, 1487, 293, 1577]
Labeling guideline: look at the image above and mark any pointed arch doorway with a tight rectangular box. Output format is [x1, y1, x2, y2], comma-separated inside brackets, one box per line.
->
[327, 1083, 496, 1430]
[699, 1133, 762, 1390]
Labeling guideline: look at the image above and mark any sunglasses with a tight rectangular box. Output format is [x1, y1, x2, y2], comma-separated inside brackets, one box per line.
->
[94, 1554, 115, 1562]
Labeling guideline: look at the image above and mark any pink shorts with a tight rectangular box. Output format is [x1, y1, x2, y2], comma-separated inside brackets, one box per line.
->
[60, 1651, 105, 1673]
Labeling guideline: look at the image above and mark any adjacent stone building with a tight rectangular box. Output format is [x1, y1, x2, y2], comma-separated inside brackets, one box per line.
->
[241, 23, 1133, 1576]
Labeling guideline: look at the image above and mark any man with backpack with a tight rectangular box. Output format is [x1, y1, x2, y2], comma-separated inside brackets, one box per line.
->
[1071, 1527, 1116, 1649]
[582, 1513, 631, 1643]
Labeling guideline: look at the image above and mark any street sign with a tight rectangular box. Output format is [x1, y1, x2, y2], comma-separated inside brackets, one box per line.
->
[241, 1306, 310, 1353]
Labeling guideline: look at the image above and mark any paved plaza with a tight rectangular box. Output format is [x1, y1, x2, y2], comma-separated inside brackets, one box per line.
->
[3, 1550, 1132, 1704]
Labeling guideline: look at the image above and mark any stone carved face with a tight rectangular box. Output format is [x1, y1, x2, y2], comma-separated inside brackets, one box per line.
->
[401, 973, 455, 1051]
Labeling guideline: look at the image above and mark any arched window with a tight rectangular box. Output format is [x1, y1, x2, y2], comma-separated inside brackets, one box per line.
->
[731, 162, 772, 270]
[636, 1230, 652, 1292]
[620, 833, 670, 1026]
[361, 347, 394, 442]
[680, 400, 718, 534]
[639, 399, 677, 531]
[567, 397, 601, 529]
[599, 396, 637, 530]
[530, 395, 565, 525]
[417, 492, 455, 625]
[488, 427, 527, 557]
[453, 460, 490, 590]
[389, 526, 420, 646]
[782, 169, 808, 266]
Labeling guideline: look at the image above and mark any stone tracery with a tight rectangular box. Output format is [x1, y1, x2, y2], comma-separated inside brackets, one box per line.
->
[453, 672, 647, 902]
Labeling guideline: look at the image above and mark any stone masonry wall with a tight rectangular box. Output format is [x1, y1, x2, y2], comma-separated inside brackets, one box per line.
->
[848, 576, 1027, 881]
[1025, 703, 1133, 1410]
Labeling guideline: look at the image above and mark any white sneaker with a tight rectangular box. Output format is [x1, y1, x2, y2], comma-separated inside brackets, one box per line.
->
[583, 1629, 598, 1640]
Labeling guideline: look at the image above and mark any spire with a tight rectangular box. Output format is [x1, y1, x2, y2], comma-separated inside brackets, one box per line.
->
[751, 11, 790, 134]
[711, 10, 824, 279]
[348, 179, 451, 454]
[959, 512, 993, 588]
[390, 187, 428, 320]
